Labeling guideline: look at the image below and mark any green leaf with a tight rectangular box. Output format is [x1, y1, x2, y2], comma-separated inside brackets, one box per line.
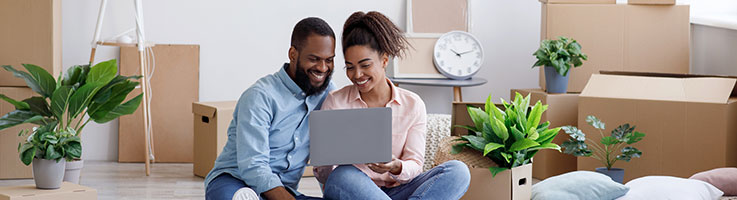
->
[510, 125, 525, 142]
[92, 94, 143, 124]
[19, 143, 35, 166]
[0, 110, 38, 130]
[451, 143, 466, 154]
[611, 123, 635, 141]
[22, 97, 52, 117]
[45, 146, 62, 160]
[88, 80, 139, 120]
[491, 118, 509, 143]
[22, 64, 56, 98]
[526, 101, 546, 131]
[626, 131, 646, 144]
[561, 140, 592, 157]
[483, 142, 504, 156]
[489, 167, 509, 177]
[561, 126, 586, 141]
[461, 135, 487, 151]
[467, 106, 488, 132]
[3, 65, 44, 96]
[529, 143, 561, 151]
[536, 127, 560, 144]
[527, 130, 539, 140]
[50, 86, 73, 119]
[67, 83, 103, 118]
[61, 137, 81, 159]
[586, 115, 605, 130]
[485, 95, 492, 116]
[86, 59, 118, 85]
[601, 136, 620, 145]
[62, 65, 84, 86]
[0, 94, 30, 110]
[617, 146, 642, 162]
[509, 139, 540, 152]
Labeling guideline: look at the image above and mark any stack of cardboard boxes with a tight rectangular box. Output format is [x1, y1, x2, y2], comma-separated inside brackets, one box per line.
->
[516, 0, 691, 181]
[0, 0, 62, 180]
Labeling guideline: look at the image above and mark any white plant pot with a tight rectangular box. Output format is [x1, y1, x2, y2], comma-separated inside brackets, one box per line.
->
[32, 158, 66, 189]
[63, 159, 84, 184]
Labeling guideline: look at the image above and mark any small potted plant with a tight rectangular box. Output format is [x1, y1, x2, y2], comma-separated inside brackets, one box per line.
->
[560, 115, 646, 183]
[0, 59, 142, 188]
[532, 36, 587, 94]
[450, 92, 562, 199]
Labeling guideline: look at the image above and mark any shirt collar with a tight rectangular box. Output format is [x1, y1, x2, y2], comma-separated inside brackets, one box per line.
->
[350, 78, 402, 106]
[277, 63, 305, 96]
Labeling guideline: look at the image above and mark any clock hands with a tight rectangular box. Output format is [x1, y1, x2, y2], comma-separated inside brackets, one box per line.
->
[449, 48, 462, 57]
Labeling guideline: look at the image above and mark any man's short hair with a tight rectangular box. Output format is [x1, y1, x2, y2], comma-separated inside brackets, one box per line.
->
[291, 17, 336, 51]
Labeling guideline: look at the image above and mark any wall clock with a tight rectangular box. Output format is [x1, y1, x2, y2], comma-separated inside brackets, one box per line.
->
[433, 31, 484, 80]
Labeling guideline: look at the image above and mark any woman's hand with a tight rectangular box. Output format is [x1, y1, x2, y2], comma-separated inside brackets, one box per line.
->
[367, 156, 402, 175]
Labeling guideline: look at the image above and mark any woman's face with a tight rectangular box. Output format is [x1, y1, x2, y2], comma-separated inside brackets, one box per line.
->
[344, 45, 388, 94]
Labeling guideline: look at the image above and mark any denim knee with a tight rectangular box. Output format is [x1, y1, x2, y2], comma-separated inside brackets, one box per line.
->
[442, 160, 471, 185]
[326, 165, 360, 185]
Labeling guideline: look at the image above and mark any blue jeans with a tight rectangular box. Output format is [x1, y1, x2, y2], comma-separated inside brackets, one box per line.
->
[206, 173, 322, 200]
[323, 160, 471, 200]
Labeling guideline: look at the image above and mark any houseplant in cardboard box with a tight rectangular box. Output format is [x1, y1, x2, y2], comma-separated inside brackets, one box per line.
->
[0, 59, 142, 188]
[561, 115, 646, 183]
[532, 36, 587, 94]
[451, 92, 562, 199]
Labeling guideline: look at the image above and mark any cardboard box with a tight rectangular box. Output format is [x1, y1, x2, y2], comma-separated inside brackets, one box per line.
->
[193, 101, 236, 177]
[539, 0, 615, 4]
[0, 87, 35, 179]
[578, 72, 737, 182]
[539, 4, 689, 93]
[0, 182, 97, 200]
[118, 44, 200, 163]
[511, 89, 578, 180]
[0, 0, 62, 87]
[628, 0, 675, 5]
[451, 102, 486, 136]
[463, 164, 532, 200]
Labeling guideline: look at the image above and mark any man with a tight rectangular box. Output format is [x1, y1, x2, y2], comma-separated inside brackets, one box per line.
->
[205, 17, 336, 200]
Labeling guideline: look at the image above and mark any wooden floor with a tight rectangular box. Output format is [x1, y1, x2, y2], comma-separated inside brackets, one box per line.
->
[0, 161, 323, 199]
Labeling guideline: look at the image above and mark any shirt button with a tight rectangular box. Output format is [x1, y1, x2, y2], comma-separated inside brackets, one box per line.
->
[288, 155, 293, 159]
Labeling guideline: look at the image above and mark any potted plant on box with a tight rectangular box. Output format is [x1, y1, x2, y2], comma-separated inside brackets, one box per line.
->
[560, 115, 646, 183]
[532, 36, 587, 94]
[0, 59, 142, 188]
[452, 92, 562, 176]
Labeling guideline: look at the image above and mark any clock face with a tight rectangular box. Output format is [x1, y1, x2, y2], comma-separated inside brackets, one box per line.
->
[433, 31, 484, 80]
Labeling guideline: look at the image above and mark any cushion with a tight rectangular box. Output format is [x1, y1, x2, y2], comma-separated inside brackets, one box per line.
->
[532, 171, 629, 200]
[424, 114, 451, 171]
[690, 168, 737, 196]
[616, 176, 723, 200]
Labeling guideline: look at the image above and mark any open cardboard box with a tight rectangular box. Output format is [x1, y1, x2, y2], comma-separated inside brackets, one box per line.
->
[578, 71, 737, 182]
[511, 89, 579, 180]
[192, 101, 236, 177]
[462, 164, 532, 200]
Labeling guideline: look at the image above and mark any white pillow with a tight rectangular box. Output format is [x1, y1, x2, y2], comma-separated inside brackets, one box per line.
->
[616, 176, 724, 200]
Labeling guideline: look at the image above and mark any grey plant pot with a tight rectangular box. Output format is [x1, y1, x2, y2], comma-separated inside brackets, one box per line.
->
[63, 159, 84, 184]
[32, 158, 66, 189]
[544, 66, 569, 94]
[596, 167, 625, 184]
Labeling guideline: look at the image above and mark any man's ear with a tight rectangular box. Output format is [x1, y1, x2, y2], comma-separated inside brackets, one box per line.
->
[288, 46, 298, 63]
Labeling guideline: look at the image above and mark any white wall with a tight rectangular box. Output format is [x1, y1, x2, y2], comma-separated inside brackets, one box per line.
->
[62, 1, 542, 160]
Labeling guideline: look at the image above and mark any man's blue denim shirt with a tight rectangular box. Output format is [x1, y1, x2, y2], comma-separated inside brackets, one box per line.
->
[204, 63, 334, 195]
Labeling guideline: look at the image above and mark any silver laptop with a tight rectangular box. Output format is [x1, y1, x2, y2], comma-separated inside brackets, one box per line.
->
[309, 107, 392, 166]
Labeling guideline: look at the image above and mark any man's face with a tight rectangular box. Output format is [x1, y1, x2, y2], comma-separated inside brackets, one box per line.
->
[289, 35, 336, 96]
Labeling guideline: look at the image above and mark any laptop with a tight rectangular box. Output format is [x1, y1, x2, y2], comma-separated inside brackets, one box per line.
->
[308, 107, 392, 166]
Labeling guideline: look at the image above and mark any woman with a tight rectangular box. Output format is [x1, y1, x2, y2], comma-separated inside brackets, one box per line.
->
[314, 11, 471, 200]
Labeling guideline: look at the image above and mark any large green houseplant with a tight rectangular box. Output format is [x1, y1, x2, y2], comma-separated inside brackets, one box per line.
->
[560, 115, 645, 183]
[532, 36, 587, 93]
[0, 59, 142, 188]
[452, 92, 562, 176]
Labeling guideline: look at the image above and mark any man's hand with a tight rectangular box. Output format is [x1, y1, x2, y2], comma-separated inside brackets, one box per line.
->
[261, 186, 295, 200]
[367, 156, 402, 175]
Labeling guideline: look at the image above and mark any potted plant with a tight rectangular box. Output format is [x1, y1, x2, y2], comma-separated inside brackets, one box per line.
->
[560, 115, 646, 183]
[450, 92, 562, 199]
[0, 59, 142, 188]
[532, 36, 588, 94]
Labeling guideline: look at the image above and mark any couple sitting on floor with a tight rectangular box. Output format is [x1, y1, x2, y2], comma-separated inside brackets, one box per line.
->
[204, 11, 471, 200]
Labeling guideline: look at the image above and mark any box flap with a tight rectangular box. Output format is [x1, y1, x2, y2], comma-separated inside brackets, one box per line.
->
[582, 74, 737, 104]
[192, 101, 237, 118]
[602, 71, 737, 97]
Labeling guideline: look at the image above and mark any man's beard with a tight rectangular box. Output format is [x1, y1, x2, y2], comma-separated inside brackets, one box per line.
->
[294, 59, 332, 96]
